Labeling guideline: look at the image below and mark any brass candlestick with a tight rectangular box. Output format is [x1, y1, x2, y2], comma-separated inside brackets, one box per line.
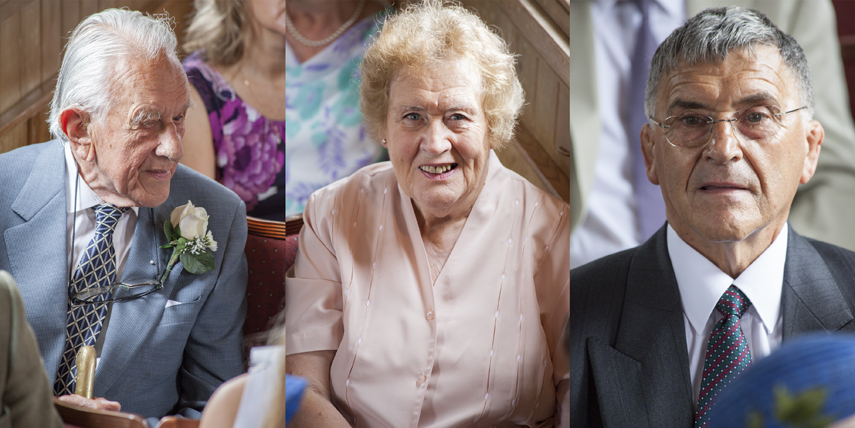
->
[74, 345, 96, 399]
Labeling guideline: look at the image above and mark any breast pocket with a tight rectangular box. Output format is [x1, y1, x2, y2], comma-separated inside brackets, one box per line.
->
[159, 295, 202, 326]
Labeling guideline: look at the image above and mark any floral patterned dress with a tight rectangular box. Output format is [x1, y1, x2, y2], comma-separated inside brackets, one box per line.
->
[183, 52, 287, 221]
[284, 10, 390, 216]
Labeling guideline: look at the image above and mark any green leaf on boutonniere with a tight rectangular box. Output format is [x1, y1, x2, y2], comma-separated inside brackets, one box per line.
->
[180, 250, 215, 275]
[163, 221, 182, 246]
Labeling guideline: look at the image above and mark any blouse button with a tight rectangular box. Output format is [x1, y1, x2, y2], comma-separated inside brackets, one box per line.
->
[426, 311, 435, 321]
[417, 374, 427, 386]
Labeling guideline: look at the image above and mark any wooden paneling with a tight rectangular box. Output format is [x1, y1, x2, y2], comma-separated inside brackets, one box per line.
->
[0, 120, 25, 154]
[460, 0, 570, 202]
[0, 0, 188, 153]
[0, 7, 21, 113]
[39, 0, 59, 83]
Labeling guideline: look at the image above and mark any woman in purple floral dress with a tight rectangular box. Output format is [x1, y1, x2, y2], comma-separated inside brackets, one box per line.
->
[181, 0, 289, 221]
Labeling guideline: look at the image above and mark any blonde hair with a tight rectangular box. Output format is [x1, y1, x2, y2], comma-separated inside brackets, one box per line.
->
[359, 0, 524, 149]
[183, 0, 248, 65]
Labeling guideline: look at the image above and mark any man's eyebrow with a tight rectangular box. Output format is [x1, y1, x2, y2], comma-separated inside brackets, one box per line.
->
[736, 92, 778, 107]
[130, 109, 161, 126]
[666, 99, 710, 114]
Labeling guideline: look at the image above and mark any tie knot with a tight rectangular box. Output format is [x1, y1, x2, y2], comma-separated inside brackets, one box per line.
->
[716, 285, 751, 318]
[94, 204, 128, 231]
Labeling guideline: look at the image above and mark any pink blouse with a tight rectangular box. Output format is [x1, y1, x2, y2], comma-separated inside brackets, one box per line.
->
[286, 153, 569, 427]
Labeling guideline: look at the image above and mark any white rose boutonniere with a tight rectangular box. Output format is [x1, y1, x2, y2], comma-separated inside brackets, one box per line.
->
[160, 200, 218, 282]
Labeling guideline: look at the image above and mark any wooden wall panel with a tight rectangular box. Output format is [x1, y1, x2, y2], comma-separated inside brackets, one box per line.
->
[40, 0, 60, 83]
[0, 120, 25, 153]
[0, 0, 184, 152]
[460, 0, 569, 202]
[20, 1, 40, 96]
[0, 9, 21, 113]
[61, 1, 82, 42]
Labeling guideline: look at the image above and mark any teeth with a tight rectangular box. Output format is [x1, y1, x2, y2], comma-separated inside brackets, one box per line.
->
[421, 164, 453, 174]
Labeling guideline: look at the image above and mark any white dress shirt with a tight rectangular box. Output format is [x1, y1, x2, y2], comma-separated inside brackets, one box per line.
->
[667, 224, 787, 404]
[570, 0, 685, 268]
[64, 144, 138, 353]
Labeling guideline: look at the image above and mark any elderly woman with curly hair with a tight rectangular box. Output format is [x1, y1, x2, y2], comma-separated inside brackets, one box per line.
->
[285, 1, 569, 427]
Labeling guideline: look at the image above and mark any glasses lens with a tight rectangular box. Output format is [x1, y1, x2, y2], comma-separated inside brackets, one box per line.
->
[662, 105, 788, 147]
[72, 279, 162, 305]
[664, 114, 713, 147]
[734, 105, 783, 140]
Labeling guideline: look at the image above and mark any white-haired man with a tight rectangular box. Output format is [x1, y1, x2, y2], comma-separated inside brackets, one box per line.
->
[0, 9, 247, 424]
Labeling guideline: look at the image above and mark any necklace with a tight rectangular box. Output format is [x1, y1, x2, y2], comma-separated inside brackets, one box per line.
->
[285, 0, 366, 47]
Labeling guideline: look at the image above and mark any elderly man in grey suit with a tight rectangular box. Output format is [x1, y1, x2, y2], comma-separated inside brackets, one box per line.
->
[570, 7, 855, 428]
[0, 9, 247, 425]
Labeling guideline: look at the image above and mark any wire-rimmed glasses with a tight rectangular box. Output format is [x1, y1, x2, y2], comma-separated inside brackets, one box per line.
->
[71, 279, 163, 305]
[648, 105, 808, 148]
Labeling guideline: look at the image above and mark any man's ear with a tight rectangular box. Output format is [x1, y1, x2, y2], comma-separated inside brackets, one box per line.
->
[60, 108, 95, 161]
[641, 123, 660, 185]
[801, 119, 824, 184]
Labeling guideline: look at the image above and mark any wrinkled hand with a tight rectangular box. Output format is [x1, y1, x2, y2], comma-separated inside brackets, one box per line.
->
[57, 394, 121, 412]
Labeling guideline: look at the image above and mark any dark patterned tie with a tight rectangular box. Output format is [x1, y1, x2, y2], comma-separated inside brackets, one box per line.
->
[628, 0, 667, 241]
[695, 285, 753, 427]
[54, 204, 128, 396]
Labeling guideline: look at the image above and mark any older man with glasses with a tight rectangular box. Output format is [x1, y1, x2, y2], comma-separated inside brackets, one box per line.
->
[570, 6, 855, 428]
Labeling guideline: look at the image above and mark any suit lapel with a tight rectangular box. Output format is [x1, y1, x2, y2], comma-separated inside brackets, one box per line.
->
[782, 226, 854, 339]
[4, 141, 71, 376]
[591, 228, 695, 427]
[94, 205, 183, 396]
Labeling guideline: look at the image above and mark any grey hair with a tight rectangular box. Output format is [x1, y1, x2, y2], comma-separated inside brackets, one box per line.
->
[645, 7, 814, 120]
[48, 8, 181, 142]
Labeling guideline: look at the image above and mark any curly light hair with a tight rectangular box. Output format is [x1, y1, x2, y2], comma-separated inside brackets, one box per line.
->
[183, 0, 248, 66]
[360, 0, 524, 149]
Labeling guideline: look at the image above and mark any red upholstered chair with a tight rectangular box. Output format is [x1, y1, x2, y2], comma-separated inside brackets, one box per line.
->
[243, 216, 288, 349]
[55, 398, 147, 428]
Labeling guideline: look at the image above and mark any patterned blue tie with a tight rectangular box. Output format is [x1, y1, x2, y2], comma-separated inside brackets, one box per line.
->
[695, 285, 753, 427]
[54, 204, 128, 396]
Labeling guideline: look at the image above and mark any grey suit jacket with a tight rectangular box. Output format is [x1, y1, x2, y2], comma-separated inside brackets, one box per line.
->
[0, 140, 248, 421]
[569, 225, 855, 427]
[569, 0, 855, 250]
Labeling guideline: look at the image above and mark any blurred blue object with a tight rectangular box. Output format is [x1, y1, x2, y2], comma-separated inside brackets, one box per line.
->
[286, 375, 308, 424]
[708, 333, 855, 428]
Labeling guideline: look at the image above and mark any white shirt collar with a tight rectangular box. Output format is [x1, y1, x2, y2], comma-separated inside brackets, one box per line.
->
[64, 144, 139, 216]
[668, 224, 787, 336]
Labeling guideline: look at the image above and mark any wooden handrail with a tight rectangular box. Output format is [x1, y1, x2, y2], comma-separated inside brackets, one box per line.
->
[54, 397, 148, 428]
[247, 216, 287, 240]
[0, 78, 55, 140]
[285, 214, 304, 236]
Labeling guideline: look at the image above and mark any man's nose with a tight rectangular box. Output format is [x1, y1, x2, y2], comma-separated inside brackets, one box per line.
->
[705, 119, 744, 163]
[156, 124, 183, 162]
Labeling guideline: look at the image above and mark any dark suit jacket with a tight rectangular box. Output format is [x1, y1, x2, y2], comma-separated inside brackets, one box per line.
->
[0, 141, 248, 421]
[569, 225, 855, 427]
